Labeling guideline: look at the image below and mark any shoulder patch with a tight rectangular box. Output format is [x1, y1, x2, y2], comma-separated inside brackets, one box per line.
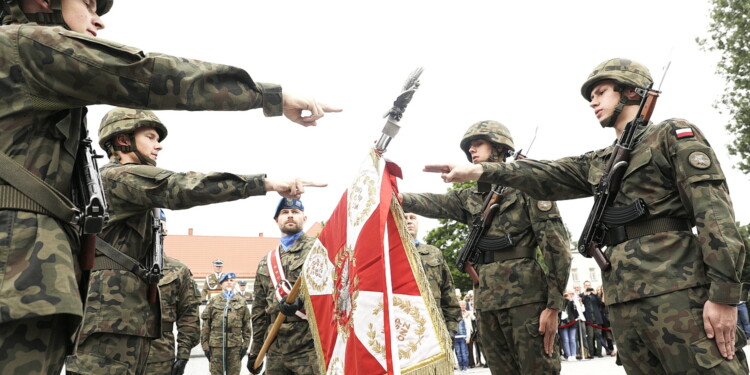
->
[537, 201, 553, 212]
[675, 127, 694, 139]
[688, 151, 712, 169]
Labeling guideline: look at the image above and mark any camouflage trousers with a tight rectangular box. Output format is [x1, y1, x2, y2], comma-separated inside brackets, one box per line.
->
[266, 348, 320, 375]
[143, 359, 172, 375]
[477, 302, 560, 375]
[65, 333, 150, 375]
[208, 346, 244, 375]
[609, 286, 749, 374]
[0, 314, 71, 375]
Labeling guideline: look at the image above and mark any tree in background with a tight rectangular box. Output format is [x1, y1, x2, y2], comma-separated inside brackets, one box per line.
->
[699, 0, 750, 173]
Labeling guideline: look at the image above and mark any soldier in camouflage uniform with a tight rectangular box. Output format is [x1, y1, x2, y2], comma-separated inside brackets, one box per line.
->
[144, 255, 201, 375]
[202, 259, 226, 303]
[428, 58, 749, 374]
[202, 272, 251, 375]
[247, 198, 319, 375]
[0, 1, 338, 373]
[404, 212, 462, 336]
[399, 121, 571, 375]
[65, 108, 328, 374]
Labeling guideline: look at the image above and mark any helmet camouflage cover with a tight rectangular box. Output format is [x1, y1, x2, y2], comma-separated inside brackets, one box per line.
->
[98, 107, 168, 151]
[460, 120, 515, 162]
[580, 58, 653, 101]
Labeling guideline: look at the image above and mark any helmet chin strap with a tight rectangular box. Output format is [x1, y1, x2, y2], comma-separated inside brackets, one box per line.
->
[600, 85, 641, 128]
[113, 134, 157, 166]
[2, 0, 68, 27]
[488, 147, 508, 163]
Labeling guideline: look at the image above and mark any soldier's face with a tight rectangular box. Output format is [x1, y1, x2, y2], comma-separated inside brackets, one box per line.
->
[468, 139, 492, 164]
[61, 0, 105, 36]
[404, 213, 419, 238]
[213, 265, 223, 272]
[221, 278, 235, 291]
[276, 208, 306, 235]
[133, 127, 162, 162]
[588, 80, 622, 125]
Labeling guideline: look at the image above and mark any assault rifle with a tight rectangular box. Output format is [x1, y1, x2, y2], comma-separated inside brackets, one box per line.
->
[72, 128, 109, 297]
[456, 150, 528, 285]
[577, 84, 661, 270]
[147, 208, 165, 303]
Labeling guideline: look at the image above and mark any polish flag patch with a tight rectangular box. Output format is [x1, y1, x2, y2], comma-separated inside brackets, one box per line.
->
[675, 128, 694, 139]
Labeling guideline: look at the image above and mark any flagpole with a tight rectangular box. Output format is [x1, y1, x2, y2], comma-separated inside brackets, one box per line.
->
[252, 277, 302, 371]
[375, 67, 423, 154]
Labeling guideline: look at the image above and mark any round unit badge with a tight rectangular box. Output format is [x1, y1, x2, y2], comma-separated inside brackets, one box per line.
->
[537, 201, 553, 212]
[688, 151, 711, 169]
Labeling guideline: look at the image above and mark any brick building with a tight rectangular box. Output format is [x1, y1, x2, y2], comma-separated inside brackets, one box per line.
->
[164, 222, 323, 291]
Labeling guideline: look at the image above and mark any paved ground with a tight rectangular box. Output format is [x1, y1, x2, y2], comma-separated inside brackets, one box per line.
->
[181, 345, 750, 374]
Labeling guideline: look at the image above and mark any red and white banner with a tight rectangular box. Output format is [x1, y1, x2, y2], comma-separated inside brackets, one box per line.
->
[302, 149, 454, 375]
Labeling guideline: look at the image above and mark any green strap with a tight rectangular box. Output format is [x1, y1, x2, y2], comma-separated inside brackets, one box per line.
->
[0, 152, 80, 224]
[94, 237, 151, 281]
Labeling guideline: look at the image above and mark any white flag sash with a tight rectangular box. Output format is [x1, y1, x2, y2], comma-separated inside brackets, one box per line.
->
[266, 246, 306, 320]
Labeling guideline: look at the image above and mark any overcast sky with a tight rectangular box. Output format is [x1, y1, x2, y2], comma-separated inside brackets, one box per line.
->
[85, 0, 750, 243]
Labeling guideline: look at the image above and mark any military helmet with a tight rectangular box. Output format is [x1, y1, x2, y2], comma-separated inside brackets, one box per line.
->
[580, 58, 653, 101]
[460, 120, 515, 162]
[1, 0, 113, 25]
[98, 108, 168, 150]
[97, 0, 114, 16]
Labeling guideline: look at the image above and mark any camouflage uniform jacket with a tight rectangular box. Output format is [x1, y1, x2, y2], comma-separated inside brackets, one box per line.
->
[250, 234, 316, 357]
[80, 162, 266, 341]
[0, 24, 281, 325]
[416, 243, 461, 333]
[147, 256, 201, 363]
[479, 120, 745, 305]
[201, 293, 251, 350]
[401, 188, 571, 312]
[237, 290, 253, 304]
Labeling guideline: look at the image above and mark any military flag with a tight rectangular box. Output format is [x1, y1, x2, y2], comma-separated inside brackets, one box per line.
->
[301, 149, 454, 375]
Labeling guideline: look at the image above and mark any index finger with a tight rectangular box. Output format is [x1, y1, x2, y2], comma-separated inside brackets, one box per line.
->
[423, 164, 451, 173]
[301, 181, 328, 188]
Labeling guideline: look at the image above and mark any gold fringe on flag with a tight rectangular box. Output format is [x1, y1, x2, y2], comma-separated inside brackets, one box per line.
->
[391, 196, 457, 373]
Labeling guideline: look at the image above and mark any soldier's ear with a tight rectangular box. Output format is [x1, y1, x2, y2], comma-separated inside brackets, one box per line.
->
[28, 0, 52, 11]
[623, 87, 641, 101]
[114, 134, 131, 146]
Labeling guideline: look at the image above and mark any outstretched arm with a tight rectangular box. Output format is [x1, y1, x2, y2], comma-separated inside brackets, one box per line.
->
[282, 92, 342, 126]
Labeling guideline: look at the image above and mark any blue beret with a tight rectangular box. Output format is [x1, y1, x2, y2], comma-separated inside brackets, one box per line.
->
[273, 198, 304, 219]
[218, 272, 236, 284]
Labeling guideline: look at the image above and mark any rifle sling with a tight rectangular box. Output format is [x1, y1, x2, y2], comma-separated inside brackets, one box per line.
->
[603, 217, 692, 247]
[0, 108, 87, 224]
[0, 154, 79, 223]
[479, 246, 536, 265]
[93, 237, 151, 282]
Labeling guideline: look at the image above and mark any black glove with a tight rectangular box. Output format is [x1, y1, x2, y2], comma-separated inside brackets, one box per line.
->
[449, 330, 456, 341]
[204, 350, 211, 361]
[240, 348, 247, 359]
[279, 297, 304, 317]
[171, 358, 188, 375]
[247, 354, 262, 374]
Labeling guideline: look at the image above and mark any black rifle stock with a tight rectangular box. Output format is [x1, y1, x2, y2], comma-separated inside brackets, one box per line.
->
[148, 208, 165, 303]
[455, 186, 505, 285]
[455, 152, 527, 285]
[578, 85, 660, 270]
[72, 129, 109, 297]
